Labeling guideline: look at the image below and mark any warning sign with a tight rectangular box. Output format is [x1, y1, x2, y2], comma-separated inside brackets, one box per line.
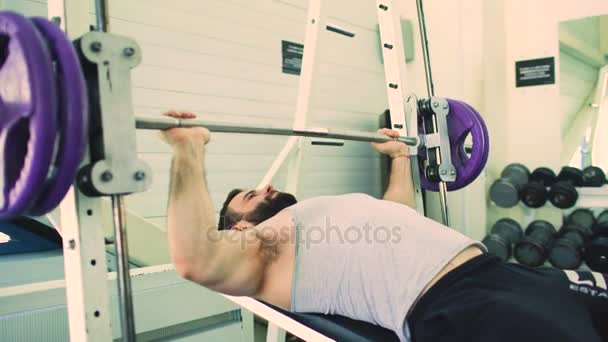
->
[515, 57, 555, 87]
[282, 40, 304, 75]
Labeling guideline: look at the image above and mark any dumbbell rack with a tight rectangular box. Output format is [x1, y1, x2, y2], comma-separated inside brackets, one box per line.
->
[515, 186, 608, 270]
[519, 187, 608, 221]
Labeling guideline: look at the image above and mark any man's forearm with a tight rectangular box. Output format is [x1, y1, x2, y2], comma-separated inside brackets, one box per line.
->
[167, 143, 218, 272]
[383, 156, 416, 208]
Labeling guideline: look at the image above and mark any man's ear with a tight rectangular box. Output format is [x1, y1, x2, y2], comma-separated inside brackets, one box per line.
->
[232, 220, 255, 231]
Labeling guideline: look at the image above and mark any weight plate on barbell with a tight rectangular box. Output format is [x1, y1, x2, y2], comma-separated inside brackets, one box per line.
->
[0, 12, 57, 218]
[457, 100, 489, 181]
[26, 18, 88, 216]
[419, 99, 489, 191]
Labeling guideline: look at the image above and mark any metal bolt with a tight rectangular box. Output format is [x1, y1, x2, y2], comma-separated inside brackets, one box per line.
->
[433, 102, 439, 108]
[388, 83, 398, 89]
[134, 170, 146, 181]
[311, 18, 316, 24]
[601, 255, 607, 262]
[383, 43, 394, 49]
[123, 47, 136, 57]
[450, 170, 456, 175]
[90, 41, 102, 53]
[68, 239, 76, 250]
[379, 4, 388, 10]
[443, 104, 449, 110]
[100, 171, 113, 182]
[441, 170, 447, 175]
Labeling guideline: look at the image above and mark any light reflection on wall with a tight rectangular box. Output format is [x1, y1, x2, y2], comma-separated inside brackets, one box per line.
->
[592, 94, 607, 170]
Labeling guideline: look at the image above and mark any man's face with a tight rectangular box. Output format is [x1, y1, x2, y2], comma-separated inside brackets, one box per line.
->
[227, 185, 297, 229]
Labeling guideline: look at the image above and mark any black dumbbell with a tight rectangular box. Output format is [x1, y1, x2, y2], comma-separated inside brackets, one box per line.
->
[582, 166, 607, 187]
[568, 208, 597, 231]
[595, 209, 608, 236]
[548, 167, 584, 209]
[584, 209, 608, 273]
[521, 167, 557, 208]
[514, 220, 557, 267]
[548, 209, 594, 269]
[490, 163, 530, 208]
[597, 209, 608, 225]
[482, 218, 523, 261]
[585, 237, 608, 273]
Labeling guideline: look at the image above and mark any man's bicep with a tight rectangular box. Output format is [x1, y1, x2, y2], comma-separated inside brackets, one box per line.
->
[189, 230, 265, 296]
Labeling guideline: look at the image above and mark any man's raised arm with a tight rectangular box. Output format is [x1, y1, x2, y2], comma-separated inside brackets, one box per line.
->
[162, 111, 265, 296]
[372, 128, 416, 208]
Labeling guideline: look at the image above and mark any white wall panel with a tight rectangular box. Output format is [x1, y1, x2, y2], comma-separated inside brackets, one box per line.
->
[3, 0, 47, 16]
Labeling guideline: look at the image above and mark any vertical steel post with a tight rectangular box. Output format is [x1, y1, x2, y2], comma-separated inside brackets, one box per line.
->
[416, 0, 450, 225]
[111, 195, 136, 341]
[94, 1, 136, 340]
[94, 0, 110, 32]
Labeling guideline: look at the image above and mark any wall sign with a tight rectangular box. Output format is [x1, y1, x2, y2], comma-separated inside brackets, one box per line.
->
[281, 40, 304, 75]
[515, 57, 555, 87]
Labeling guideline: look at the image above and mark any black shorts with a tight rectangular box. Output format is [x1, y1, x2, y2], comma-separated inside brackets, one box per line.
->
[409, 254, 607, 342]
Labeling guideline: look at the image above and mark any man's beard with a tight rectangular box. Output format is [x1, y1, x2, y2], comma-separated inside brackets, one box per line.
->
[244, 192, 298, 225]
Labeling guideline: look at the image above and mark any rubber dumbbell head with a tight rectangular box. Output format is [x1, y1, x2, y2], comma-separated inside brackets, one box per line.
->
[594, 223, 608, 238]
[556, 167, 585, 186]
[482, 218, 523, 261]
[549, 223, 591, 269]
[597, 210, 608, 226]
[490, 163, 530, 208]
[594, 210, 608, 238]
[549, 210, 595, 269]
[584, 237, 608, 273]
[567, 208, 596, 231]
[514, 220, 556, 267]
[521, 167, 556, 208]
[582, 166, 607, 187]
[549, 167, 583, 209]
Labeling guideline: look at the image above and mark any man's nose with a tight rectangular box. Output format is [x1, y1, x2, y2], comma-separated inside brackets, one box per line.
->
[263, 184, 274, 194]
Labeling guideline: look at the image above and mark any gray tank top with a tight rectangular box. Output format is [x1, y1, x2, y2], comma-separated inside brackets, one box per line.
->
[289, 193, 485, 342]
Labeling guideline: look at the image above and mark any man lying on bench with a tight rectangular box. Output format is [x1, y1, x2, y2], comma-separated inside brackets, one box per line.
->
[161, 111, 607, 342]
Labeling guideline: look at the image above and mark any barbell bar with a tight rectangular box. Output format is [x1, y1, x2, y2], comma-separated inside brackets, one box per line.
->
[134, 116, 419, 145]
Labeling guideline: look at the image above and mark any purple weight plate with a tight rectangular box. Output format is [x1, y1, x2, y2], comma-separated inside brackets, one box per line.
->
[0, 12, 57, 218]
[27, 18, 88, 216]
[448, 100, 489, 180]
[459, 101, 489, 178]
[419, 99, 486, 191]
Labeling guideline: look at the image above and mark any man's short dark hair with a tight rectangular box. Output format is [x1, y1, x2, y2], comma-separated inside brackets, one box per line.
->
[218, 188, 243, 230]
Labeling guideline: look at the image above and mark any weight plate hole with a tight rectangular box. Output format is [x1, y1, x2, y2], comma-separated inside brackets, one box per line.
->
[0, 33, 10, 69]
[5, 118, 30, 188]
